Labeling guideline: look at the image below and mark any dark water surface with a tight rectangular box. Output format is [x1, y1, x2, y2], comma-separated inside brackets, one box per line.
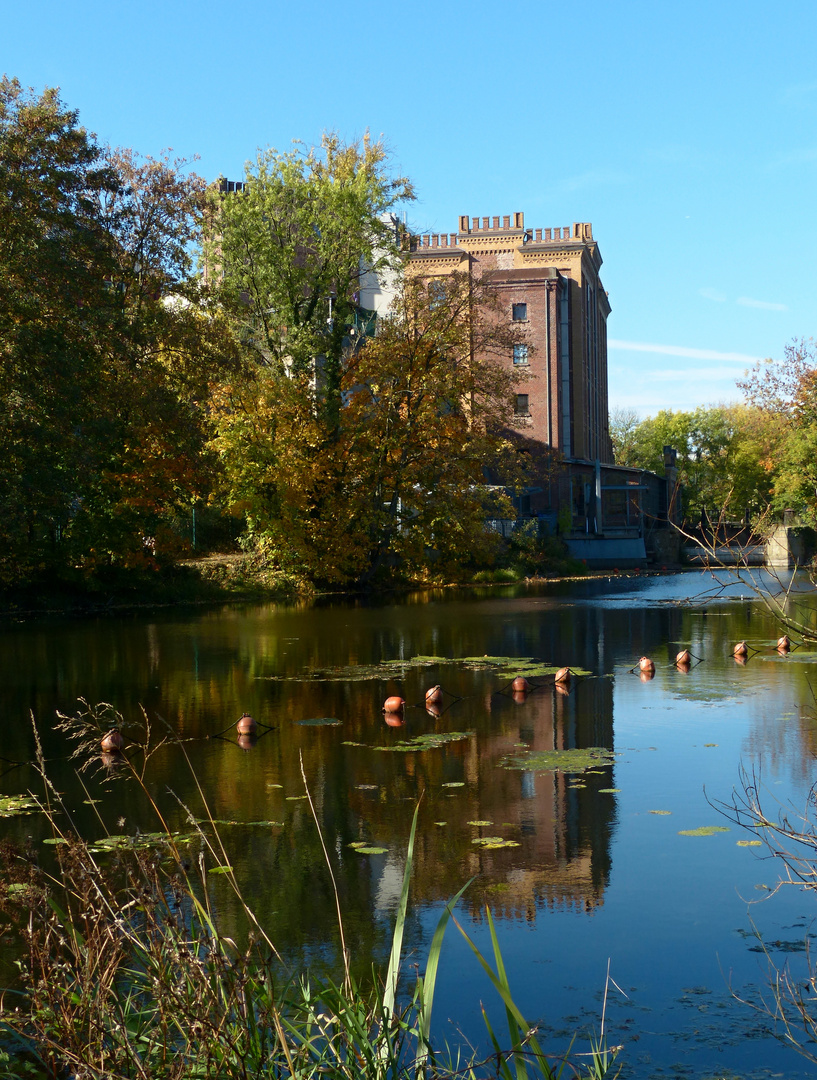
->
[3, 570, 817, 1078]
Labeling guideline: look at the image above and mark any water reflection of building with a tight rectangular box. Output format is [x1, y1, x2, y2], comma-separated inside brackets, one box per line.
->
[395, 675, 617, 922]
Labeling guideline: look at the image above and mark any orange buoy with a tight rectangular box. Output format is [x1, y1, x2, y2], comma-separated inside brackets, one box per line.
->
[383, 712, 404, 728]
[675, 649, 691, 666]
[100, 730, 124, 752]
[733, 641, 749, 657]
[554, 667, 571, 684]
[236, 713, 258, 735]
[639, 657, 655, 673]
[676, 661, 691, 674]
[777, 634, 791, 652]
[383, 695, 405, 713]
[425, 685, 443, 706]
[511, 676, 530, 692]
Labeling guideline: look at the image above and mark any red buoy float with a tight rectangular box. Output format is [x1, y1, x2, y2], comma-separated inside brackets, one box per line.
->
[236, 712, 258, 735]
[777, 634, 791, 652]
[554, 667, 571, 684]
[511, 676, 530, 693]
[733, 641, 749, 657]
[383, 695, 405, 713]
[100, 730, 124, 752]
[639, 657, 655, 673]
[425, 685, 443, 706]
[675, 649, 691, 666]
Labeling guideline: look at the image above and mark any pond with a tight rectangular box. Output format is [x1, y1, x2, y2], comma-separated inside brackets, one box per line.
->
[3, 569, 817, 1079]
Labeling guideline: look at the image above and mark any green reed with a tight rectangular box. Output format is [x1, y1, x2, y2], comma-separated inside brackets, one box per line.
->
[0, 705, 621, 1079]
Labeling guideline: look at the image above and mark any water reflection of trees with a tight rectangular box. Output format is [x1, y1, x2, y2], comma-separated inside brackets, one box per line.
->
[5, 585, 817, 976]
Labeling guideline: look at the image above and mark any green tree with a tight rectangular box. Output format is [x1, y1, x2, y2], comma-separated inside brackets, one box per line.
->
[211, 271, 525, 585]
[738, 338, 817, 524]
[207, 133, 414, 427]
[609, 404, 773, 521]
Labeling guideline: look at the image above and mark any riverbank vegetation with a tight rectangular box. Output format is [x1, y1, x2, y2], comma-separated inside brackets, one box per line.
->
[0, 711, 620, 1079]
[610, 338, 817, 529]
[0, 78, 576, 610]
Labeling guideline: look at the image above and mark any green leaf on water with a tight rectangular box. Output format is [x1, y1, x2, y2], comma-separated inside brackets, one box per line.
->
[0, 795, 42, 817]
[348, 841, 369, 849]
[737, 840, 763, 847]
[650, 810, 672, 815]
[678, 826, 730, 837]
[208, 865, 233, 874]
[43, 838, 68, 845]
[703, 743, 718, 748]
[434, 821, 447, 826]
[286, 795, 308, 801]
[442, 782, 465, 788]
[599, 788, 621, 794]
[296, 717, 341, 726]
[500, 747, 615, 773]
[468, 820, 493, 827]
[472, 837, 520, 849]
[352, 846, 388, 855]
[377, 731, 473, 753]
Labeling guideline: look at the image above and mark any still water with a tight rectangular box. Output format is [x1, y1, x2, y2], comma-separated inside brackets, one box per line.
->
[3, 570, 817, 1078]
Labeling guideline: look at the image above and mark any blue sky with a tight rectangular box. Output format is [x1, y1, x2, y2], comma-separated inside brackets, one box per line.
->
[5, 0, 816, 418]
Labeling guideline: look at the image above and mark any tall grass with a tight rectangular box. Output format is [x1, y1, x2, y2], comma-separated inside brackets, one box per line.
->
[0, 706, 621, 1079]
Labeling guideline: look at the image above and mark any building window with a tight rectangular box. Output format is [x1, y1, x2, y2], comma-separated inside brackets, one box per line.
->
[514, 394, 530, 416]
[512, 303, 527, 321]
[513, 344, 529, 365]
[428, 280, 445, 310]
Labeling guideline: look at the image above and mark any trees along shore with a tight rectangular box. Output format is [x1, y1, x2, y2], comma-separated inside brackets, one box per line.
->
[609, 338, 817, 533]
[1, 80, 578, 607]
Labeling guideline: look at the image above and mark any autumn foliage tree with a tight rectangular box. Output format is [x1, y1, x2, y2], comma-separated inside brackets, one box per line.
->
[211, 270, 527, 585]
[0, 77, 235, 587]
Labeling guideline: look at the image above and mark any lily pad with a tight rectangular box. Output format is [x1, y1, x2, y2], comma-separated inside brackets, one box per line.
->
[296, 717, 341, 726]
[355, 784, 378, 790]
[500, 747, 616, 774]
[0, 795, 42, 818]
[737, 840, 763, 847]
[678, 826, 730, 837]
[442, 781, 465, 788]
[434, 821, 447, 826]
[650, 810, 672, 815]
[599, 788, 621, 794]
[208, 865, 233, 875]
[377, 731, 473, 753]
[87, 831, 197, 854]
[468, 820, 493, 827]
[201, 819, 282, 827]
[472, 837, 520, 849]
[352, 846, 388, 855]
[286, 795, 308, 801]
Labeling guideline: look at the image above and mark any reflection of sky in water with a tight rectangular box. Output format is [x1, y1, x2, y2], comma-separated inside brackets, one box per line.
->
[2, 573, 817, 1079]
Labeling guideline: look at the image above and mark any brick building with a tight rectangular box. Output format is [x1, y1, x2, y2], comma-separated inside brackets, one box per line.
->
[408, 214, 677, 567]
[408, 212, 612, 464]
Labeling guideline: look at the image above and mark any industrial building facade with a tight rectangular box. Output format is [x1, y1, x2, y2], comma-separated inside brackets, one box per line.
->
[408, 214, 676, 566]
[408, 213, 612, 465]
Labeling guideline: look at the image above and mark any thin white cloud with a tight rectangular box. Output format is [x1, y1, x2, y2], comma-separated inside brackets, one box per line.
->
[608, 339, 763, 364]
[699, 287, 726, 303]
[736, 296, 788, 311]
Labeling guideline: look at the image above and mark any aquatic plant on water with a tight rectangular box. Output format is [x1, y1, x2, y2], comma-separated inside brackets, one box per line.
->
[0, 706, 622, 1079]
